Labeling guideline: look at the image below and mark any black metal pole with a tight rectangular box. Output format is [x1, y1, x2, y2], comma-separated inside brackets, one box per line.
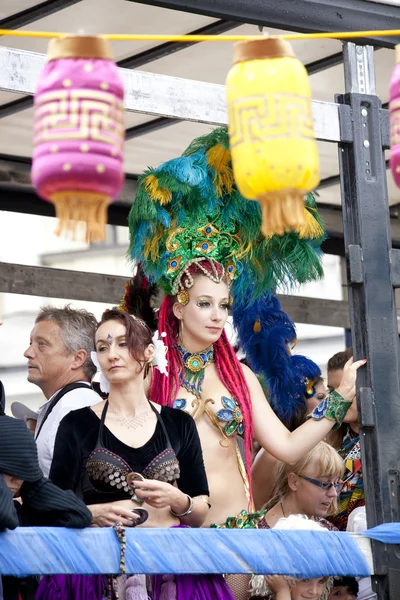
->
[338, 43, 400, 598]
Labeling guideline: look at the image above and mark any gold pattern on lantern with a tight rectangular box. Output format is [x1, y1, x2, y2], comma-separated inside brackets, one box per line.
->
[84, 64, 93, 72]
[96, 164, 105, 173]
[110, 148, 118, 156]
[62, 79, 72, 88]
[100, 82, 109, 90]
[50, 145, 58, 153]
[80, 143, 90, 152]
[33, 90, 125, 146]
[63, 163, 72, 171]
[397, 166, 400, 173]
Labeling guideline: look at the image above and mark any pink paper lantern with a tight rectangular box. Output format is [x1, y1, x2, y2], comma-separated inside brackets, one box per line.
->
[31, 36, 125, 242]
[390, 45, 400, 188]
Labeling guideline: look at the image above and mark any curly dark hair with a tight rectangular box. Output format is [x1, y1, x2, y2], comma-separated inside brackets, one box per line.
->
[332, 576, 359, 595]
[97, 309, 153, 370]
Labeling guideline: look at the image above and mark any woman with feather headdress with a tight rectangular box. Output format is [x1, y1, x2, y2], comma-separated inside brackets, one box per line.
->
[124, 128, 364, 597]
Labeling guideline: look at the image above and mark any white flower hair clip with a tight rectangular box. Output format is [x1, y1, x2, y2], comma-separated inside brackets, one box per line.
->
[152, 332, 168, 376]
[90, 351, 110, 394]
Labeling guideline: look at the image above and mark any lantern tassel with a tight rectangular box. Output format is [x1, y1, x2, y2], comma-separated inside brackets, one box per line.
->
[258, 190, 306, 237]
[52, 191, 110, 242]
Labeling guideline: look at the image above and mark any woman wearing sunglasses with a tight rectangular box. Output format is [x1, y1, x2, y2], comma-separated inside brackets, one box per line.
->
[214, 441, 344, 531]
[259, 441, 344, 529]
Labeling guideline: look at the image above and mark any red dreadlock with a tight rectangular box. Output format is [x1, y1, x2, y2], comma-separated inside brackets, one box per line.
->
[150, 263, 254, 504]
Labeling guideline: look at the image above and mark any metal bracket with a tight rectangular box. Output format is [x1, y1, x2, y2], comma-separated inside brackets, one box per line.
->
[388, 470, 400, 521]
[359, 387, 375, 427]
[380, 108, 391, 150]
[348, 244, 364, 283]
[343, 44, 376, 95]
[390, 249, 400, 288]
[337, 103, 354, 144]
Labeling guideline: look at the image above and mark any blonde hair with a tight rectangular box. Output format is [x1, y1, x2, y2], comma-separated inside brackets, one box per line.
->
[266, 442, 345, 516]
[250, 516, 334, 600]
[250, 575, 333, 600]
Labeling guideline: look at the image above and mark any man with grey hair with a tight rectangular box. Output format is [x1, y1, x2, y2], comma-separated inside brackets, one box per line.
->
[20, 305, 100, 477]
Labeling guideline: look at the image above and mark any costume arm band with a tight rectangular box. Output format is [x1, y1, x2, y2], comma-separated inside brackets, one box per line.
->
[306, 390, 352, 430]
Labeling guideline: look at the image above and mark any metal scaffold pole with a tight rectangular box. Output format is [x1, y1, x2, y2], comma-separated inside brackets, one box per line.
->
[338, 42, 400, 598]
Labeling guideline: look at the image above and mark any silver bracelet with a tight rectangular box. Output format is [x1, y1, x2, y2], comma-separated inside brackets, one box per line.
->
[170, 494, 194, 517]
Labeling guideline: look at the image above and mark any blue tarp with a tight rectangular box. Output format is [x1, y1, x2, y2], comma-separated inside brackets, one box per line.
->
[0, 527, 372, 577]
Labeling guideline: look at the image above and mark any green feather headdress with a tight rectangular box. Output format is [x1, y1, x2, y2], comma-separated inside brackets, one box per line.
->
[128, 127, 325, 301]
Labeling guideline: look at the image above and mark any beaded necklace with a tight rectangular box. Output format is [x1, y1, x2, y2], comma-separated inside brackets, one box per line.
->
[176, 344, 214, 398]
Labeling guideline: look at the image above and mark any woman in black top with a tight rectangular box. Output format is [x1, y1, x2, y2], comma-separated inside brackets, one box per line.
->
[45, 309, 233, 600]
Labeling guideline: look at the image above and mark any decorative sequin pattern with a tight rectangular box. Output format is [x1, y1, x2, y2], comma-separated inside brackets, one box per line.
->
[310, 396, 329, 420]
[86, 446, 180, 496]
[86, 448, 136, 497]
[174, 395, 244, 436]
[211, 509, 267, 529]
[142, 448, 180, 482]
[217, 396, 244, 436]
[177, 344, 214, 398]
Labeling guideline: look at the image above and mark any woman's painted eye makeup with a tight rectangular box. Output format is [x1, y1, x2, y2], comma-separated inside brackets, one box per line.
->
[196, 298, 230, 309]
[197, 300, 210, 307]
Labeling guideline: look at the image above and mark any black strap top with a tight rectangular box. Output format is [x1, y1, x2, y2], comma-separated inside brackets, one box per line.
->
[86, 401, 180, 498]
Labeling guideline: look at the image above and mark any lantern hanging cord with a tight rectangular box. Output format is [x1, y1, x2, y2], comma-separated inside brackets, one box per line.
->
[2, 28, 400, 42]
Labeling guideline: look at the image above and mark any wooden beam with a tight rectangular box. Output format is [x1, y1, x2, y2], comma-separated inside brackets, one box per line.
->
[277, 294, 350, 329]
[0, 261, 350, 326]
[0, 261, 128, 305]
[0, 46, 341, 141]
[0, 155, 138, 202]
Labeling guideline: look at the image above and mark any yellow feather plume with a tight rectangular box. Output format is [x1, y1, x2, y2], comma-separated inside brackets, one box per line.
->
[206, 145, 234, 197]
[144, 174, 172, 205]
[297, 207, 324, 240]
[143, 226, 163, 261]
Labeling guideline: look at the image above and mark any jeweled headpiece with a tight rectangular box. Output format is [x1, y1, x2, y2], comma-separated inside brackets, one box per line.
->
[161, 218, 239, 295]
[127, 127, 325, 304]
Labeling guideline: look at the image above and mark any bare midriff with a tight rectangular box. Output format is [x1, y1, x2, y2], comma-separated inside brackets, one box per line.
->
[176, 363, 250, 528]
[197, 416, 249, 527]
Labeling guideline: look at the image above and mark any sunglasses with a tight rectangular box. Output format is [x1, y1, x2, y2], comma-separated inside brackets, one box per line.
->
[299, 475, 343, 493]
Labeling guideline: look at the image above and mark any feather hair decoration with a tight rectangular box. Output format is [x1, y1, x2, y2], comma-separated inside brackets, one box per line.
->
[119, 265, 161, 331]
[128, 127, 326, 305]
[233, 294, 321, 426]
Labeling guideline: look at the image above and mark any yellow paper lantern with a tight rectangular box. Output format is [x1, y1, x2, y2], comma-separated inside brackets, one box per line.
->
[226, 38, 320, 237]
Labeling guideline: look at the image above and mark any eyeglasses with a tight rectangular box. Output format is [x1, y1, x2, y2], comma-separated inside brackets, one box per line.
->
[299, 475, 343, 493]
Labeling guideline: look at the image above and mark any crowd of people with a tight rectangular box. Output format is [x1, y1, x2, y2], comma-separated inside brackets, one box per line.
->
[0, 127, 376, 600]
[0, 302, 372, 600]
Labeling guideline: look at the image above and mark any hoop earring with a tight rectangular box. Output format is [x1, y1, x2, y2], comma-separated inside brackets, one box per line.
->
[177, 317, 183, 340]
